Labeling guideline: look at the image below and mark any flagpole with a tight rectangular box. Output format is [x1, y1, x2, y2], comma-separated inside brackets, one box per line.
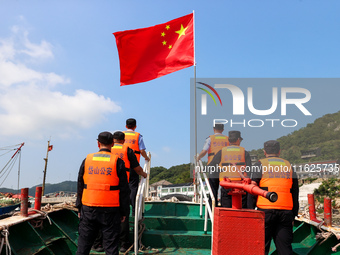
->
[193, 10, 197, 159]
[193, 10, 199, 202]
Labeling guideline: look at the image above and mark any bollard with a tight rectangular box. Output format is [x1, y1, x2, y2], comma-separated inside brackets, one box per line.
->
[34, 186, 42, 210]
[324, 197, 332, 227]
[307, 194, 321, 223]
[231, 192, 243, 209]
[20, 188, 29, 217]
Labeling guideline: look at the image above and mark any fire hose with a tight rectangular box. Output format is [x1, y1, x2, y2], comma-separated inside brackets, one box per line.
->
[219, 177, 278, 209]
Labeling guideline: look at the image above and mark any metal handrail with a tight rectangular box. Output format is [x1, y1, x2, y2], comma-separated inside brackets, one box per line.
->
[134, 152, 151, 255]
[196, 159, 215, 224]
[195, 158, 214, 255]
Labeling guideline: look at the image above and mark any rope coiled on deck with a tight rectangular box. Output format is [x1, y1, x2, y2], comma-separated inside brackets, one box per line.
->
[123, 217, 159, 255]
[0, 227, 11, 255]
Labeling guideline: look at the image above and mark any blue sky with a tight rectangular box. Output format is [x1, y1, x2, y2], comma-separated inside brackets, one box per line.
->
[0, 1, 339, 189]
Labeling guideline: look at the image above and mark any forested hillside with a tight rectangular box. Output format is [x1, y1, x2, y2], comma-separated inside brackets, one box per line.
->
[0, 181, 77, 196]
[250, 111, 340, 163]
[149, 164, 191, 184]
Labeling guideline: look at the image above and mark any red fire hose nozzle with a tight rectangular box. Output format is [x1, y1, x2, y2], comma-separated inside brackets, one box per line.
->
[266, 191, 278, 203]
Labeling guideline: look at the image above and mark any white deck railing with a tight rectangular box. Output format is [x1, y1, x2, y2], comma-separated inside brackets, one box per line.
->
[196, 158, 215, 226]
[133, 154, 214, 254]
[134, 152, 151, 255]
[195, 157, 214, 254]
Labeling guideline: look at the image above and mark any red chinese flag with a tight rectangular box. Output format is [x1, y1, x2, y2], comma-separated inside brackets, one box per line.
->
[113, 13, 194, 86]
[48, 145, 53, 151]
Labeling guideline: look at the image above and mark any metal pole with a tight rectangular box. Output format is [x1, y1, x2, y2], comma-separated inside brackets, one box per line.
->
[193, 10, 197, 159]
[192, 10, 200, 203]
[17, 149, 21, 191]
[145, 152, 151, 199]
[12, 142, 24, 191]
[194, 66, 197, 162]
[42, 140, 50, 195]
[193, 66, 200, 202]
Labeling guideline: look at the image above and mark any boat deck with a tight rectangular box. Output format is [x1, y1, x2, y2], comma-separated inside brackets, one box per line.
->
[0, 202, 340, 254]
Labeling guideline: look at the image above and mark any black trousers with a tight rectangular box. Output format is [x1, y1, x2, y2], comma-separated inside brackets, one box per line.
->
[220, 188, 248, 208]
[259, 209, 294, 255]
[208, 178, 248, 209]
[120, 211, 130, 247]
[208, 178, 219, 208]
[118, 177, 138, 248]
[77, 206, 121, 255]
[129, 178, 139, 215]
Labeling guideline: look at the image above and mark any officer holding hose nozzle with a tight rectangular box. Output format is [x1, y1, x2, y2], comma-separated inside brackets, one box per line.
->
[208, 130, 252, 208]
[247, 140, 299, 255]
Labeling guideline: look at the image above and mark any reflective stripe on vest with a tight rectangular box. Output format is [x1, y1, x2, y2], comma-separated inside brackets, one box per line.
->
[256, 157, 293, 210]
[82, 152, 120, 207]
[207, 134, 229, 164]
[123, 131, 140, 162]
[111, 143, 130, 182]
[219, 146, 246, 181]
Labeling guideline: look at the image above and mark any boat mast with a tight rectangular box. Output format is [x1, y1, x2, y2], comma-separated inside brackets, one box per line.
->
[42, 140, 51, 195]
[13, 142, 25, 191]
[17, 147, 22, 191]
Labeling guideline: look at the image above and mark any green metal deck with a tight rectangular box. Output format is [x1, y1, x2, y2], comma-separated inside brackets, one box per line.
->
[138, 202, 211, 253]
[0, 202, 340, 254]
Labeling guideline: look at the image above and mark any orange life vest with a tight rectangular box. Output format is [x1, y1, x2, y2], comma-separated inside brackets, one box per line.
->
[256, 157, 293, 210]
[82, 151, 120, 207]
[111, 143, 130, 182]
[123, 131, 140, 162]
[219, 145, 246, 181]
[207, 134, 229, 164]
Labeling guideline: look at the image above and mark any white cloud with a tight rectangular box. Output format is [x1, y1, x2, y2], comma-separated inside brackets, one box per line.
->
[0, 38, 16, 61]
[0, 23, 121, 138]
[0, 60, 68, 87]
[21, 31, 54, 59]
[162, 146, 171, 153]
[0, 85, 121, 138]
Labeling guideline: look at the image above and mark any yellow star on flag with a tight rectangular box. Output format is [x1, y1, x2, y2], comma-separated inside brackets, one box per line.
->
[175, 24, 188, 39]
[168, 45, 172, 49]
[162, 41, 167, 45]
[165, 25, 170, 30]
[161, 32, 166, 37]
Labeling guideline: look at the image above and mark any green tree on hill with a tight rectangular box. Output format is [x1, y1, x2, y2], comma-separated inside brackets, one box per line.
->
[250, 111, 340, 164]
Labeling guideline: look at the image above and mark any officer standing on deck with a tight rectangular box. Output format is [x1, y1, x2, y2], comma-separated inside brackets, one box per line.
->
[208, 130, 251, 208]
[197, 123, 229, 208]
[76, 132, 130, 255]
[248, 140, 299, 255]
[111, 131, 147, 253]
[124, 118, 149, 215]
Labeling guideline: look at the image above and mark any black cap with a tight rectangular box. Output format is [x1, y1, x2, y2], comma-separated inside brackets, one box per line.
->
[97, 132, 113, 145]
[228, 131, 243, 141]
[113, 131, 125, 140]
[264, 140, 280, 154]
[214, 123, 224, 130]
[126, 118, 136, 126]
